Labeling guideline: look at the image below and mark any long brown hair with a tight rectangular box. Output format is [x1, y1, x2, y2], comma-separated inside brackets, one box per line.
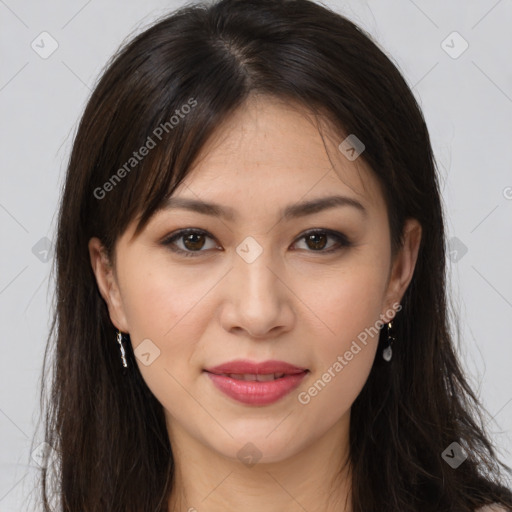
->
[34, 0, 512, 510]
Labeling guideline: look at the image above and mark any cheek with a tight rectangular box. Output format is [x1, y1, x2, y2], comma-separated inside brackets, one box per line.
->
[119, 260, 208, 412]
[296, 259, 388, 413]
[304, 257, 389, 344]
[120, 254, 212, 339]
[117, 254, 230, 394]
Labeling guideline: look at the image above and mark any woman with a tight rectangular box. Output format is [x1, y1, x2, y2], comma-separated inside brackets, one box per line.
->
[36, 0, 512, 510]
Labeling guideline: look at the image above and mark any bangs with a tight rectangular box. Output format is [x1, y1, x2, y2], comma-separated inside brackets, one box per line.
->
[83, 0, 406, 256]
[127, 91, 247, 239]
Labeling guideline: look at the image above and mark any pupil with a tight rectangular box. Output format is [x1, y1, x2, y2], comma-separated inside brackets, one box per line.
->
[307, 233, 327, 250]
[184, 233, 204, 250]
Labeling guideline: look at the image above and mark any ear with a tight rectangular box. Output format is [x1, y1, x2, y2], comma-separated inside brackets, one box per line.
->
[381, 218, 422, 322]
[88, 237, 129, 332]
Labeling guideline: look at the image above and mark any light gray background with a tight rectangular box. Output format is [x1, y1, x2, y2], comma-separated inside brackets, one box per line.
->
[1, 1, 511, 510]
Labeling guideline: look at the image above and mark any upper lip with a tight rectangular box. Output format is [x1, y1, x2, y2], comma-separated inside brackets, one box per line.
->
[204, 359, 308, 375]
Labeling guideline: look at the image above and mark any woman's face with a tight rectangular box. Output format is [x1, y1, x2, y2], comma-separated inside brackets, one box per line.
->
[90, 96, 421, 465]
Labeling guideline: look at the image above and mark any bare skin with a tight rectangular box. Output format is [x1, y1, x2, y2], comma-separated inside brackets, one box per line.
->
[89, 95, 422, 512]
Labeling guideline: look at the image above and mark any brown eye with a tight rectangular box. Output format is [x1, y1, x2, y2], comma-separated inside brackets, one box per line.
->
[305, 232, 328, 250]
[182, 232, 206, 251]
[293, 229, 352, 253]
[162, 229, 219, 257]
[162, 228, 352, 258]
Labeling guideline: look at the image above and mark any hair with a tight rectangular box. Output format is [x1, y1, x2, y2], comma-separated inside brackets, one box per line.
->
[34, 0, 512, 511]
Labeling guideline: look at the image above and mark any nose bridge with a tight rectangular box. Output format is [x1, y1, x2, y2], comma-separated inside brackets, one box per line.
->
[224, 235, 290, 335]
[233, 235, 279, 301]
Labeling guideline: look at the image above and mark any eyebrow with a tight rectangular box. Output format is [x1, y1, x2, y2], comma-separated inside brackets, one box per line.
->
[162, 194, 367, 221]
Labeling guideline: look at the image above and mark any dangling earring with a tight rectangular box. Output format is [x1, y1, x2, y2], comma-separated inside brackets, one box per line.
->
[116, 330, 129, 372]
[382, 320, 396, 362]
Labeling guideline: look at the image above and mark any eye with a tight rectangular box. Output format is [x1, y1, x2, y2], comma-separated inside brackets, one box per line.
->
[161, 229, 219, 257]
[161, 228, 352, 257]
[292, 229, 352, 253]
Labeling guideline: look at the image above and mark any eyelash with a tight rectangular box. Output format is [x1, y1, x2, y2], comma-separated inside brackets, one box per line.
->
[161, 228, 353, 258]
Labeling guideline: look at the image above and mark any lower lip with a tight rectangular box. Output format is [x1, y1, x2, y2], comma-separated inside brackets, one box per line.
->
[205, 371, 308, 405]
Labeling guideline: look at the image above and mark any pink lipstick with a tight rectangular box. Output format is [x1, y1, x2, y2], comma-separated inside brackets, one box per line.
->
[204, 359, 309, 406]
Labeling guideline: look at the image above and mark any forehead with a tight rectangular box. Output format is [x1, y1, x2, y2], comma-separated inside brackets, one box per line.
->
[177, 95, 384, 212]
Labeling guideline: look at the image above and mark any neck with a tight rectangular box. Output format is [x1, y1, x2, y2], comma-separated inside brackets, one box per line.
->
[166, 414, 353, 512]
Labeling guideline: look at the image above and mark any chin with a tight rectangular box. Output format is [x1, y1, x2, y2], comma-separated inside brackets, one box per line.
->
[207, 426, 306, 466]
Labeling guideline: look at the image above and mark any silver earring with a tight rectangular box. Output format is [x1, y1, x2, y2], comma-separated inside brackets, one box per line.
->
[116, 330, 129, 370]
[382, 321, 396, 362]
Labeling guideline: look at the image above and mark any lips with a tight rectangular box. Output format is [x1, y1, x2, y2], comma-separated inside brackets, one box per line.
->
[203, 359, 309, 405]
[204, 359, 308, 376]
[224, 372, 286, 381]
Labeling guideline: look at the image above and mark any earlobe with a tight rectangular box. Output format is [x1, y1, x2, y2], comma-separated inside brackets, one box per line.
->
[382, 218, 422, 321]
[88, 237, 129, 331]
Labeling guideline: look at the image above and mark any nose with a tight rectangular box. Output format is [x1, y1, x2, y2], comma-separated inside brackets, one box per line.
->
[219, 242, 295, 339]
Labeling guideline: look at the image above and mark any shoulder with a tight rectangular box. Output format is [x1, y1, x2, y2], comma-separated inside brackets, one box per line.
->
[475, 504, 509, 512]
